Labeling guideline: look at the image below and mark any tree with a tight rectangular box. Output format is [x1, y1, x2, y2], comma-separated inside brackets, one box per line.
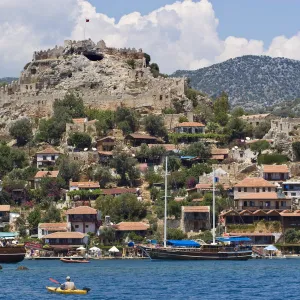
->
[284, 228, 300, 244]
[168, 156, 182, 172]
[226, 117, 247, 140]
[68, 132, 91, 150]
[111, 148, 140, 186]
[258, 153, 288, 165]
[253, 121, 271, 139]
[143, 114, 167, 137]
[9, 118, 32, 146]
[93, 166, 113, 188]
[251, 140, 270, 153]
[0, 144, 28, 177]
[115, 107, 139, 135]
[214, 92, 230, 126]
[167, 228, 187, 240]
[58, 157, 81, 185]
[96, 194, 147, 223]
[231, 107, 245, 118]
[99, 226, 116, 245]
[42, 205, 61, 222]
[39, 177, 65, 201]
[293, 142, 300, 161]
[183, 142, 211, 158]
[150, 63, 160, 78]
[144, 53, 151, 66]
[27, 207, 41, 230]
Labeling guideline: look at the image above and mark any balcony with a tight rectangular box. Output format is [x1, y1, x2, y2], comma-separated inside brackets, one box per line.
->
[68, 216, 97, 222]
[0, 216, 10, 223]
[238, 205, 291, 210]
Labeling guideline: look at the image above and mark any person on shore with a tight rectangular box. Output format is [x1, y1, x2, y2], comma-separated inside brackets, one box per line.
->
[61, 276, 76, 290]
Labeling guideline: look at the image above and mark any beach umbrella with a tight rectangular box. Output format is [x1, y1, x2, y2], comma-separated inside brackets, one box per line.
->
[264, 245, 278, 251]
[77, 246, 86, 251]
[90, 246, 100, 252]
[264, 245, 278, 259]
[108, 246, 119, 253]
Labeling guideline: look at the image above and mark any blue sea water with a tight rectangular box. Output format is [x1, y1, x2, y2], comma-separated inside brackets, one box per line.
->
[0, 259, 299, 300]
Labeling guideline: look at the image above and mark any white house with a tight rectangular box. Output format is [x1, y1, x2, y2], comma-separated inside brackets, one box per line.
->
[65, 206, 99, 234]
[36, 147, 61, 169]
[282, 182, 300, 205]
[38, 222, 71, 239]
[69, 181, 100, 192]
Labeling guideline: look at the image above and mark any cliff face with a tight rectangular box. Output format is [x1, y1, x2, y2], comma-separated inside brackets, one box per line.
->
[0, 39, 186, 132]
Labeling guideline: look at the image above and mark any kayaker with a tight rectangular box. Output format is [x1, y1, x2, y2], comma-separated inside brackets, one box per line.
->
[61, 276, 76, 290]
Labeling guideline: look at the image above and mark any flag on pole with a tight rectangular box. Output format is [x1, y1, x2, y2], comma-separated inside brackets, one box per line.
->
[86, 19, 90, 22]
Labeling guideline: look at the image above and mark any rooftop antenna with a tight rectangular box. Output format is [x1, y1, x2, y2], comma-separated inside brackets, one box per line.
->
[164, 156, 168, 248]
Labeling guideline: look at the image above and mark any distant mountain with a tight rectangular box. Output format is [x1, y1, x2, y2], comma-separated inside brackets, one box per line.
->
[0, 77, 18, 84]
[172, 56, 300, 110]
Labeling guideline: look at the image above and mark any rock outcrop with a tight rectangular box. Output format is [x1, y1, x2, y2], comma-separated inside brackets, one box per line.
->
[0, 39, 187, 133]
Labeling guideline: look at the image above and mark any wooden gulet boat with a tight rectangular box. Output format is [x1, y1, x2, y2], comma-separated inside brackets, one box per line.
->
[60, 258, 90, 263]
[0, 246, 26, 263]
[141, 159, 253, 261]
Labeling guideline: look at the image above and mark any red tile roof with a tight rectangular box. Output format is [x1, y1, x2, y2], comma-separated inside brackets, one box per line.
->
[211, 148, 229, 155]
[148, 144, 178, 151]
[36, 147, 60, 155]
[127, 133, 158, 140]
[72, 118, 87, 124]
[65, 206, 97, 215]
[98, 136, 115, 142]
[263, 165, 289, 173]
[211, 154, 225, 160]
[196, 183, 230, 190]
[39, 223, 69, 230]
[0, 205, 10, 212]
[280, 211, 300, 217]
[115, 222, 149, 231]
[237, 192, 284, 200]
[70, 181, 100, 189]
[43, 232, 85, 239]
[182, 206, 210, 213]
[234, 177, 275, 188]
[102, 188, 137, 195]
[34, 170, 59, 179]
[176, 122, 205, 127]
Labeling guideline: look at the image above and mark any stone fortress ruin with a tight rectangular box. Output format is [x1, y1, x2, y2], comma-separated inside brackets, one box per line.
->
[0, 39, 186, 132]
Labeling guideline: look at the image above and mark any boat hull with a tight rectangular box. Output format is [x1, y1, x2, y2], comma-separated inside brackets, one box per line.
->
[60, 258, 90, 263]
[0, 246, 26, 263]
[46, 287, 87, 294]
[142, 247, 252, 260]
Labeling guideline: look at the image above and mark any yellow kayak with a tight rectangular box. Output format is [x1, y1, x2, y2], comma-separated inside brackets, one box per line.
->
[46, 287, 88, 295]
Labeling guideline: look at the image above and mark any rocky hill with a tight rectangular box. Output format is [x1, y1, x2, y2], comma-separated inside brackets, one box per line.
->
[0, 40, 187, 132]
[173, 55, 300, 110]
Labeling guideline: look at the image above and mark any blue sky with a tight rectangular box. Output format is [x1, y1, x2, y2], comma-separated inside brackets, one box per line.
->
[89, 0, 300, 47]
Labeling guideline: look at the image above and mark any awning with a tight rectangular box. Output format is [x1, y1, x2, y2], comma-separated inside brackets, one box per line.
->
[167, 240, 200, 247]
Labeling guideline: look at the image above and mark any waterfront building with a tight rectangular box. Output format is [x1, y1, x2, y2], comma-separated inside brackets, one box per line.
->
[0, 205, 10, 229]
[65, 206, 99, 234]
[114, 222, 150, 240]
[181, 206, 211, 233]
[42, 232, 88, 248]
[38, 222, 71, 239]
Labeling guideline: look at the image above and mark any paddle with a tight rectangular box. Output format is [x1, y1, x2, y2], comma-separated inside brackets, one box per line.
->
[49, 278, 60, 285]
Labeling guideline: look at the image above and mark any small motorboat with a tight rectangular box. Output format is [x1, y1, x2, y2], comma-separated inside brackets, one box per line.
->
[60, 258, 90, 263]
[46, 287, 88, 294]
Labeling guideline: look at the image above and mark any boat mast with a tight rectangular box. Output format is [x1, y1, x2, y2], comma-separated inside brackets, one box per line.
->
[164, 156, 168, 248]
[212, 167, 216, 244]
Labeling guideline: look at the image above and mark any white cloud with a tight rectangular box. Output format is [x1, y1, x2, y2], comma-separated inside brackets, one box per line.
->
[1, 0, 300, 77]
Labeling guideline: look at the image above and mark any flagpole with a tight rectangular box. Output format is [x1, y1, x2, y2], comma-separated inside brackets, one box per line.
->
[163, 156, 168, 248]
[212, 167, 216, 245]
[84, 20, 86, 40]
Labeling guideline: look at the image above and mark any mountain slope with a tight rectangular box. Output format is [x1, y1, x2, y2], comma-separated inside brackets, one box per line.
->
[0, 77, 18, 84]
[172, 55, 300, 110]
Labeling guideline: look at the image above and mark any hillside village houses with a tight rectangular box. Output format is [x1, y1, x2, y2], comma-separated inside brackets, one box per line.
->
[239, 113, 277, 127]
[36, 147, 61, 169]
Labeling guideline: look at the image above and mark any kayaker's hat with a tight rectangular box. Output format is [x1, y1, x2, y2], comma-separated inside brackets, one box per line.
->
[66, 276, 71, 281]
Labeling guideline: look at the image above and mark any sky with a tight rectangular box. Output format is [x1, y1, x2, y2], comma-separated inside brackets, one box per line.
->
[1, 0, 300, 77]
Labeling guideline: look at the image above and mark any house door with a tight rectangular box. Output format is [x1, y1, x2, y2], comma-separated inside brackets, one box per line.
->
[275, 202, 279, 209]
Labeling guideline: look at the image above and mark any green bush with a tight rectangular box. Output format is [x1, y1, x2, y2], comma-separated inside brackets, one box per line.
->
[257, 153, 289, 165]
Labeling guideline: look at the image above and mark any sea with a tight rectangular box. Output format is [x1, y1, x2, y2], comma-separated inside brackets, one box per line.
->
[0, 258, 299, 300]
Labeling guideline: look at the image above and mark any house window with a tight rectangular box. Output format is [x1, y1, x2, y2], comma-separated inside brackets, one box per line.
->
[240, 153, 243, 158]
[256, 188, 259, 193]
[75, 225, 79, 229]
[265, 201, 271, 207]
[160, 95, 163, 100]
[244, 188, 247, 192]
[281, 201, 287, 207]
[51, 155, 55, 160]
[268, 187, 271, 192]
[262, 188, 266, 192]
[238, 188, 241, 192]
[249, 201, 255, 207]
[43, 156, 47, 160]
[85, 225, 89, 228]
[243, 201, 247, 207]
[291, 192, 296, 196]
